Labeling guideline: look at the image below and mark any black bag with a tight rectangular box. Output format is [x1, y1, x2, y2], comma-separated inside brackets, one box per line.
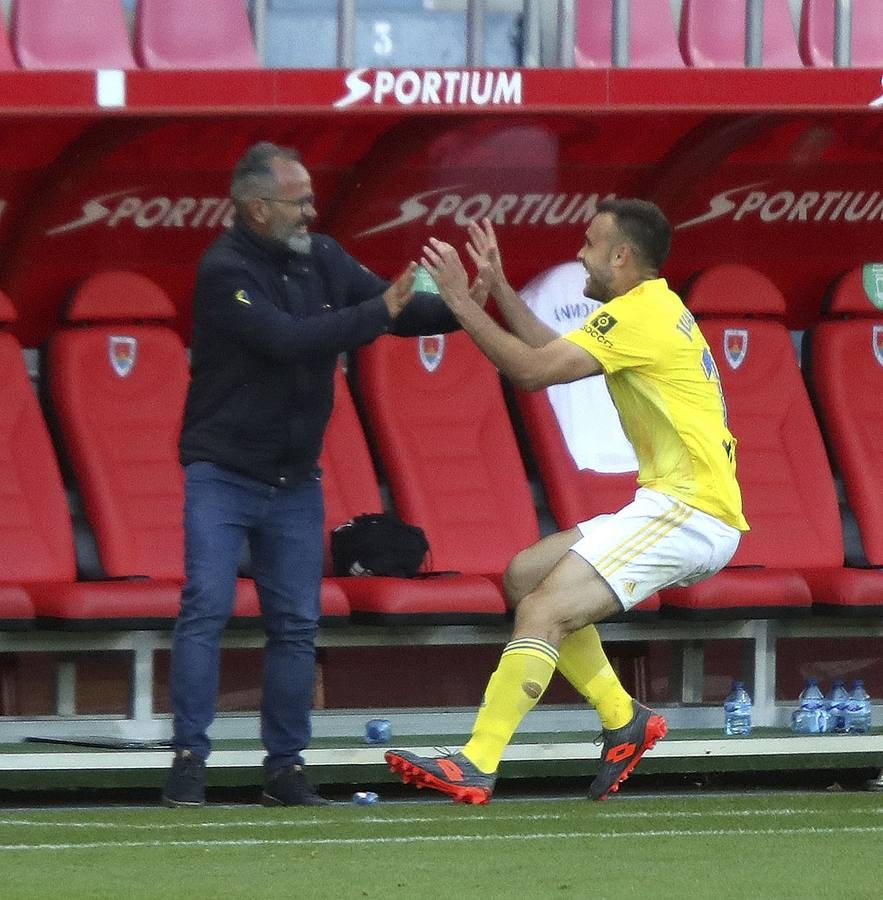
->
[331, 513, 429, 577]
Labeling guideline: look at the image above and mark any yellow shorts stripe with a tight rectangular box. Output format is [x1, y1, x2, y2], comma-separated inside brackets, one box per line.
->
[594, 502, 693, 579]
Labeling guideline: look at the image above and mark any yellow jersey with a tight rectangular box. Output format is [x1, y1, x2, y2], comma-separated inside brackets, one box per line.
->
[563, 278, 749, 531]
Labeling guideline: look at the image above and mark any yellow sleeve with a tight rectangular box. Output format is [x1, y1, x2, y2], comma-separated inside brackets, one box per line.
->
[562, 297, 659, 374]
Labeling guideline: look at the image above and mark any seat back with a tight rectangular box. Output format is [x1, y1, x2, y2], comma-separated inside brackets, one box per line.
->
[685, 265, 842, 568]
[805, 265, 883, 563]
[318, 365, 384, 574]
[680, 0, 802, 67]
[11, 0, 136, 70]
[575, 0, 684, 68]
[799, 0, 883, 67]
[135, 0, 259, 69]
[0, 291, 77, 583]
[355, 332, 539, 575]
[47, 271, 189, 579]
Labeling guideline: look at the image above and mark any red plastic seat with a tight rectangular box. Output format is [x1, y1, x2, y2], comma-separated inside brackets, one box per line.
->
[680, 0, 803, 67]
[802, 265, 883, 613]
[321, 362, 504, 624]
[11, 0, 136, 70]
[135, 0, 259, 69]
[575, 0, 685, 68]
[799, 0, 883, 67]
[353, 331, 549, 621]
[44, 270, 278, 626]
[661, 265, 832, 617]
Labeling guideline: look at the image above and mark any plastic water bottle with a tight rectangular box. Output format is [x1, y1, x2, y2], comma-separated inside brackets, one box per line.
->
[844, 680, 872, 734]
[724, 680, 752, 735]
[352, 791, 380, 805]
[364, 718, 392, 745]
[825, 680, 849, 734]
[791, 677, 828, 734]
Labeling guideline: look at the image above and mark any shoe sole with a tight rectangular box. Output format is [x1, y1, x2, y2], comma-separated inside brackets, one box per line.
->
[385, 752, 493, 804]
[592, 713, 668, 801]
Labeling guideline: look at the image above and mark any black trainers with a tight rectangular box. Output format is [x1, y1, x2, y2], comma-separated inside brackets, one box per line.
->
[162, 750, 206, 807]
[589, 700, 667, 801]
[261, 764, 331, 807]
[385, 749, 496, 804]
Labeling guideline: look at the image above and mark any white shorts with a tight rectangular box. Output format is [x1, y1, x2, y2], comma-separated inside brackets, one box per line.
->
[570, 487, 742, 611]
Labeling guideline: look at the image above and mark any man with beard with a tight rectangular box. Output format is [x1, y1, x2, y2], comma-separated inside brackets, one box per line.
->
[163, 142, 463, 807]
[386, 199, 749, 803]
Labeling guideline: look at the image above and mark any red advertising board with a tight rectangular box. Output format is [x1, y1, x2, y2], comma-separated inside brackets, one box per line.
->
[0, 67, 881, 343]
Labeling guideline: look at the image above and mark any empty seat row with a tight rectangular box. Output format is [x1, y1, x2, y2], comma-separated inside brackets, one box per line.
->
[0, 0, 257, 71]
[577, 0, 883, 68]
[2, 259, 881, 636]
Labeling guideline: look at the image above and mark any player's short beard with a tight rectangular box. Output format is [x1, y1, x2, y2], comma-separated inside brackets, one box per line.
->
[287, 232, 312, 256]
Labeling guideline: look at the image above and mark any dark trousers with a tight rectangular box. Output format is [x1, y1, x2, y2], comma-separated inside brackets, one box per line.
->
[170, 461, 323, 770]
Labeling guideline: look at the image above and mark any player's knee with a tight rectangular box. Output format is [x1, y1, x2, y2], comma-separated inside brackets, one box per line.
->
[502, 551, 534, 609]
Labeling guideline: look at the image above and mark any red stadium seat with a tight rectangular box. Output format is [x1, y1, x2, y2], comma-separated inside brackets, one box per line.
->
[0, 291, 37, 629]
[661, 265, 828, 617]
[575, 0, 685, 68]
[802, 265, 883, 613]
[799, 0, 883, 67]
[680, 0, 803, 67]
[44, 270, 289, 626]
[11, 0, 136, 70]
[353, 331, 551, 621]
[322, 360, 505, 624]
[134, 0, 259, 70]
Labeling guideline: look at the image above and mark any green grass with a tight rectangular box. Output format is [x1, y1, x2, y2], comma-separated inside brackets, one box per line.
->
[2, 792, 881, 899]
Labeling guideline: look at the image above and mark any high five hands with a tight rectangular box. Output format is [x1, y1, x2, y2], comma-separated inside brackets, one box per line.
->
[420, 217, 503, 315]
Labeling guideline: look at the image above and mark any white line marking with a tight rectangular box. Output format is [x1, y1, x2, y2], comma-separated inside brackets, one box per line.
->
[0, 813, 562, 830]
[2, 825, 882, 851]
[2, 807, 881, 830]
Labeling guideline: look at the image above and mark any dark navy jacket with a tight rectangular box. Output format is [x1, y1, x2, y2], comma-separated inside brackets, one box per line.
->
[179, 221, 457, 486]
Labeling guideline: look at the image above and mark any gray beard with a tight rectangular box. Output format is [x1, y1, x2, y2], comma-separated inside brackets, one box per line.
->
[287, 232, 312, 256]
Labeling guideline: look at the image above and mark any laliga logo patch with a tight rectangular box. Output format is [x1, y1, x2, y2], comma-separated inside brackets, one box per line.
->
[590, 311, 618, 334]
[418, 334, 445, 373]
[109, 335, 137, 378]
[873, 324, 883, 367]
[723, 329, 748, 369]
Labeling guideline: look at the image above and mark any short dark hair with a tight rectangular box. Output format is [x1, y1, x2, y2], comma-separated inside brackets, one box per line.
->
[231, 142, 302, 211]
[596, 198, 672, 271]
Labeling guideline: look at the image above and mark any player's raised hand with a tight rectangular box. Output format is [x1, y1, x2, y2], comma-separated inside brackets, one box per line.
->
[466, 217, 505, 292]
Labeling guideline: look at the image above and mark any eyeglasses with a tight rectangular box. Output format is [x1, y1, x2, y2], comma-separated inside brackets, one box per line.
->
[260, 195, 315, 210]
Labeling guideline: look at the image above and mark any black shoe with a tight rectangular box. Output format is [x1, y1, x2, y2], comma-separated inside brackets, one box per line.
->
[162, 750, 206, 807]
[261, 764, 331, 807]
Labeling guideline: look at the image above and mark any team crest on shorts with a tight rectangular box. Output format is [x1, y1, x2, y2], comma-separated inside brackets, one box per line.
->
[418, 334, 445, 373]
[874, 324, 883, 367]
[109, 335, 137, 378]
[723, 329, 748, 369]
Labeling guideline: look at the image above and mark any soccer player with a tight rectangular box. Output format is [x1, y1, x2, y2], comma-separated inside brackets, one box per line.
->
[385, 199, 749, 803]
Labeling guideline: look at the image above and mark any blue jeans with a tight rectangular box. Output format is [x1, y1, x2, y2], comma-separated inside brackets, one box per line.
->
[170, 461, 324, 770]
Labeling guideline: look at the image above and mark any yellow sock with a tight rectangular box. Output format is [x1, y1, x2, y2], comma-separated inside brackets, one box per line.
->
[557, 625, 634, 730]
[462, 638, 558, 774]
